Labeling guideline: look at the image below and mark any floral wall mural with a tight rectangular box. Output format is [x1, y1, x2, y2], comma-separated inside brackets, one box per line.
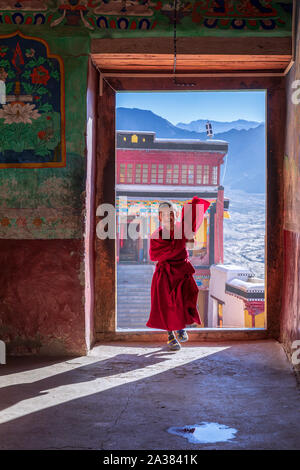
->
[0, 31, 65, 168]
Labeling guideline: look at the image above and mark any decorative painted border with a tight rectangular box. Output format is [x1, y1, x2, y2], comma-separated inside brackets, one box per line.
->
[0, 30, 66, 169]
[0, 208, 82, 239]
[0, 11, 157, 30]
[0, 12, 289, 32]
[0, 0, 292, 34]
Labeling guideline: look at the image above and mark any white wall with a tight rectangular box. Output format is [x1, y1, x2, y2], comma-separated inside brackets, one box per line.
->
[208, 264, 252, 328]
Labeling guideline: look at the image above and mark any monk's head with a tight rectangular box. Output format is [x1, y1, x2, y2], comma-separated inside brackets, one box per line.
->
[158, 201, 175, 232]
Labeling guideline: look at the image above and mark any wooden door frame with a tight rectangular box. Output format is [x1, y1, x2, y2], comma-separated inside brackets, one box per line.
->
[94, 75, 285, 342]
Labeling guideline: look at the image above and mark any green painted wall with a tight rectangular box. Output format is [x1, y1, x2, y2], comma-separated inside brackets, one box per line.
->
[0, 0, 293, 239]
[0, 27, 89, 239]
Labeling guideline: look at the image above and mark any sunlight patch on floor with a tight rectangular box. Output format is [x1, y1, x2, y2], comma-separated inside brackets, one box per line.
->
[0, 345, 230, 424]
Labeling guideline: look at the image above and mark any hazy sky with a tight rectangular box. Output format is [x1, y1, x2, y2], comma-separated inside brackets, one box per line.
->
[116, 91, 266, 125]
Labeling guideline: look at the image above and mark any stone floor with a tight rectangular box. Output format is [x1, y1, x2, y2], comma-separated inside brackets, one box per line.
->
[117, 264, 153, 329]
[0, 340, 299, 450]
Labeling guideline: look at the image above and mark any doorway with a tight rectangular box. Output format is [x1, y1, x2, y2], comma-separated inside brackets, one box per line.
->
[93, 75, 285, 342]
[115, 90, 266, 331]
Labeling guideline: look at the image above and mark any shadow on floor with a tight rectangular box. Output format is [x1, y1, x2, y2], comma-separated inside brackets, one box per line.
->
[0, 341, 299, 450]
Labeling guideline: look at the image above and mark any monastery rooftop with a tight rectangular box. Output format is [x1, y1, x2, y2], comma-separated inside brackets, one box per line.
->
[116, 130, 228, 153]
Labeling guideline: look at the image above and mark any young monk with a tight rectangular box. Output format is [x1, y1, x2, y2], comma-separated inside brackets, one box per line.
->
[146, 196, 210, 350]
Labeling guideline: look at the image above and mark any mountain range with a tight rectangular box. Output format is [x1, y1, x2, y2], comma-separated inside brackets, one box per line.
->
[176, 118, 262, 134]
[116, 107, 266, 193]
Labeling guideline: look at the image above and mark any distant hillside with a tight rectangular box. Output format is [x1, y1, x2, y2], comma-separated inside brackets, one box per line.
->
[116, 107, 206, 139]
[116, 107, 266, 194]
[176, 118, 262, 134]
[219, 125, 266, 194]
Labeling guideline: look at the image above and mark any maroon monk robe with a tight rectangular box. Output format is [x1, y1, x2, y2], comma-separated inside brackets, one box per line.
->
[146, 196, 210, 331]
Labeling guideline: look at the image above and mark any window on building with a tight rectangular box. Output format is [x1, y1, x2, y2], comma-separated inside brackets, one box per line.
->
[142, 164, 148, 183]
[151, 164, 157, 183]
[188, 165, 194, 184]
[119, 163, 125, 183]
[158, 164, 164, 184]
[166, 164, 172, 184]
[212, 166, 218, 184]
[181, 164, 187, 184]
[173, 164, 179, 184]
[196, 165, 202, 184]
[135, 163, 141, 183]
[203, 165, 209, 184]
[131, 134, 138, 143]
[127, 163, 132, 183]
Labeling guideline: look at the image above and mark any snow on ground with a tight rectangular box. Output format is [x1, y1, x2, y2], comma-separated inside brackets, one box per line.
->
[223, 188, 265, 279]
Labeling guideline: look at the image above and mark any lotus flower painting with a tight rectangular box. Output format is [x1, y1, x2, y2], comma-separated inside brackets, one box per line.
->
[0, 32, 65, 167]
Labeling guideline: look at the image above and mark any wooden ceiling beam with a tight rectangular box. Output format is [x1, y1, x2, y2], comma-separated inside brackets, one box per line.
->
[91, 36, 292, 75]
[91, 36, 292, 57]
[92, 54, 290, 72]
